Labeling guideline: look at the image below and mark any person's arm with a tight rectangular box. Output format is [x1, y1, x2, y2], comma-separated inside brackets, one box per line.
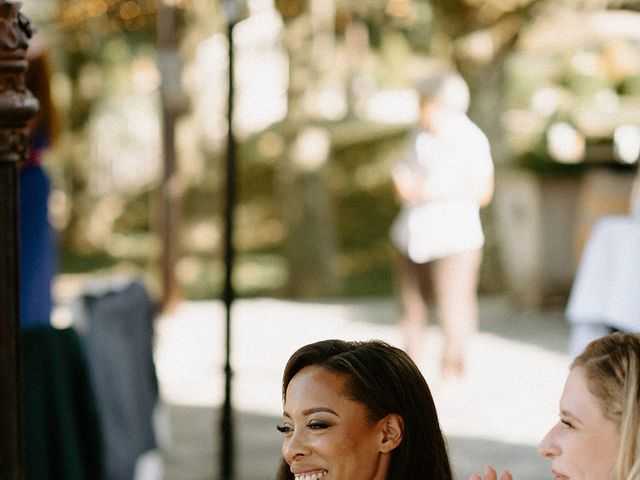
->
[470, 465, 512, 480]
[392, 161, 422, 204]
[392, 131, 419, 204]
[469, 128, 494, 207]
[478, 169, 494, 208]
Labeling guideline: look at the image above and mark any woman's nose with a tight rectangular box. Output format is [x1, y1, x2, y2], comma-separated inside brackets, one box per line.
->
[282, 430, 310, 463]
[538, 425, 560, 459]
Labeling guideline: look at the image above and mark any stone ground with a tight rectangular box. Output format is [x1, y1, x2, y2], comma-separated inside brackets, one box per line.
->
[150, 295, 571, 480]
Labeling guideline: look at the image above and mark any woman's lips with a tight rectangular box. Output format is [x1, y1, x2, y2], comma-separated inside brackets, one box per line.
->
[552, 470, 569, 480]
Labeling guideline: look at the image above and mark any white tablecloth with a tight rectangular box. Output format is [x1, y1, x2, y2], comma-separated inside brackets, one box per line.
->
[566, 215, 640, 333]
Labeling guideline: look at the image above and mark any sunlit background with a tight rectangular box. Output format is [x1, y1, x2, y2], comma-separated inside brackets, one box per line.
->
[20, 0, 640, 306]
[15, 0, 640, 478]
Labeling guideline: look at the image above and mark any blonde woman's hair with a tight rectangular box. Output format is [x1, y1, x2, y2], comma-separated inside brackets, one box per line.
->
[572, 332, 640, 480]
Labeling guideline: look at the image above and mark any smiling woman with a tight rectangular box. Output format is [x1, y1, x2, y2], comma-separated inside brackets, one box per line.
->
[275, 339, 453, 480]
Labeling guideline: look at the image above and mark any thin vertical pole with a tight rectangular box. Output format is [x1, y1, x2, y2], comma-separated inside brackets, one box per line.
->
[0, 3, 38, 479]
[221, 13, 237, 480]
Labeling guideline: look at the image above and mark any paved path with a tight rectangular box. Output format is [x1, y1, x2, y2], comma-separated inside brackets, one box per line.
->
[153, 295, 571, 480]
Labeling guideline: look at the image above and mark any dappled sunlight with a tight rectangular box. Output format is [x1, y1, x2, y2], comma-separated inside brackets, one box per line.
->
[234, 257, 288, 292]
[190, 33, 229, 151]
[364, 89, 419, 124]
[87, 54, 162, 197]
[303, 83, 349, 121]
[190, 4, 288, 144]
[530, 87, 562, 117]
[613, 124, 640, 164]
[546, 122, 585, 164]
[175, 256, 212, 286]
[290, 126, 331, 170]
[106, 231, 161, 258]
[180, 221, 220, 255]
[255, 130, 286, 159]
[233, 7, 288, 135]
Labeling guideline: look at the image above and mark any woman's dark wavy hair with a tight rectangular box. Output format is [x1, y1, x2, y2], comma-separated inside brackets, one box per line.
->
[275, 339, 453, 480]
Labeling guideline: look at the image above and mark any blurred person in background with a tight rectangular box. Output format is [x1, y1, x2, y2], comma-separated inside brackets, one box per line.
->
[20, 32, 60, 328]
[471, 332, 640, 480]
[390, 71, 494, 379]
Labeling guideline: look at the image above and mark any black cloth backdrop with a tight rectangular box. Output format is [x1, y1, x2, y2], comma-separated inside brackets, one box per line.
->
[21, 326, 105, 479]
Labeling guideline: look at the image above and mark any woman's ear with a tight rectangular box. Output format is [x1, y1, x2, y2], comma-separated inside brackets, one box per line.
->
[379, 414, 404, 453]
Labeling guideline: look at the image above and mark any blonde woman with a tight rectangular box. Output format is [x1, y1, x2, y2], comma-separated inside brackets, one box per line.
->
[472, 332, 640, 480]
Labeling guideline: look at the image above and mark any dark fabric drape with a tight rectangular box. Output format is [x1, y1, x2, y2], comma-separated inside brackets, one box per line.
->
[21, 326, 105, 480]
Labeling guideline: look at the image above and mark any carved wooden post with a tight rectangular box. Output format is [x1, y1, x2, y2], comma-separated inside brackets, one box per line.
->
[0, 2, 37, 479]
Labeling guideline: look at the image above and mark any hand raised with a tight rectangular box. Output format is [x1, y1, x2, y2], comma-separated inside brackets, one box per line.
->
[470, 465, 512, 480]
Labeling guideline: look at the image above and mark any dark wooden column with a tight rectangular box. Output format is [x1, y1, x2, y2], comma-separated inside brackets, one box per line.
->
[0, 3, 38, 479]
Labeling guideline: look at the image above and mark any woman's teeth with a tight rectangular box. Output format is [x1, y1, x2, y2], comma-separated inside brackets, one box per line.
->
[295, 471, 327, 480]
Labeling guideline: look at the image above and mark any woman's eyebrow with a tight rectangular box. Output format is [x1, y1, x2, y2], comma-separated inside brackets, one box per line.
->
[282, 407, 340, 418]
[303, 407, 339, 417]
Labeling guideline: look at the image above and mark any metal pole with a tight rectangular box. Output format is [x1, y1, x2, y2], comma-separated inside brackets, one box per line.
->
[221, 2, 238, 478]
[0, 3, 38, 479]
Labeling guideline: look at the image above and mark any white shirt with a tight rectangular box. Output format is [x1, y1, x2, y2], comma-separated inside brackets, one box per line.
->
[390, 112, 493, 263]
